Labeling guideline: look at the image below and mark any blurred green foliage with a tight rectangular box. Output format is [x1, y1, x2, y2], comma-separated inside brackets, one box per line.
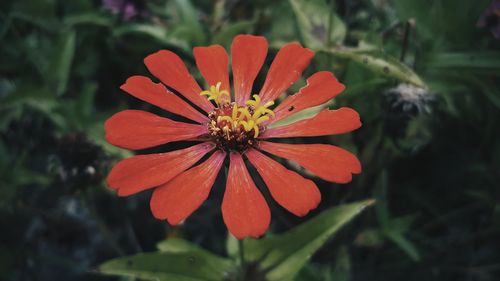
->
[1, 0, 499, 280]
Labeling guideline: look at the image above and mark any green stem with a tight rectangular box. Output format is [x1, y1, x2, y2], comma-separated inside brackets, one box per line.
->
[326, 0, 335, 68]
[326, 0, 335, 47]
[399, 20, 411, 62]
[238, 239, 246, 280]
[212, 0, 226, 31]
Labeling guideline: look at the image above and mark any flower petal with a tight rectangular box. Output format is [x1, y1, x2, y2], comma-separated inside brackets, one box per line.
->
[194, 45, 230, 93]
[144, 50, 214, 113]
[150, 150, 226, 225]
[222, 152, 270, 239]
[107, 142, 215, 196]
[246, 149, 320, 217]
[231, 35, 268, 105]
[270, 71, 345, 124]
[258, 43, 314, 104]
[120, 76, 208, 123]
[105, 110, 208, 150]
[258, 141, 361, 184]
[261, 108, 361, 139]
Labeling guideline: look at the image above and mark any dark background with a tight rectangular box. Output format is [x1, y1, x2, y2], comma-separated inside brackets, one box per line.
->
[1, 0, 499, 280]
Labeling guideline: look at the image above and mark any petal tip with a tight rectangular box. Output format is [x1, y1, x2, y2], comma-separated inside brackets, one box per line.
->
[234, 34, 268, 42]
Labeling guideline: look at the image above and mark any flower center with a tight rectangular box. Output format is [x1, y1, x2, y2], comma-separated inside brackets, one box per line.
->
[201, 84, 275, 152]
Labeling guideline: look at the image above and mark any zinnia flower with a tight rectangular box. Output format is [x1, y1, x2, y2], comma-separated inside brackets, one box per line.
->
[105, 35, 362, 239]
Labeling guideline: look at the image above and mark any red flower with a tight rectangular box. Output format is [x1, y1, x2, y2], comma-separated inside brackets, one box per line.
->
[105, 35, 362, 239]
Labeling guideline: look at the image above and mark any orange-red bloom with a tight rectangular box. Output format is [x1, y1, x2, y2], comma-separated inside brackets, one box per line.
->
[105, 35, 362, 239]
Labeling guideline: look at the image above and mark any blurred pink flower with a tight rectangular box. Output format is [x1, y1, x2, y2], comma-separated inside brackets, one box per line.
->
[477, 0, 500, 39]
[102, 0, 143, 21]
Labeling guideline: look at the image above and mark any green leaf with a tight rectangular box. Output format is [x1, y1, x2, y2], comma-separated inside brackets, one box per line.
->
[173, 0, 206, 45]
[244, 199, 374, 281]
[212, 20, 255, 46]
[341, 78, 388, 99]
[330, 246, 351, 281]
[46, 30, 76, 96]
[466, 76, 500, 110]
[76, 82, 97, 120]
[384, 215, 417, 234]
[392, 0, 489, 49]
[374, 169, 390, 226]
[0, 85, 67, 128]
[113, 24, 189, 52]
[424, 52, 500, 72]
[296, 264, 333, 281]
[157, 237, 208, 253]
[10, 0, 58, 31]
[375, 171, 420, 261]
[354, 228, 385, 248]
[384, 231, 420, 262]
[266, 1, 296, 43]
[225, 234, 239, 259]
[63, 12, 113, 27]
[99, 251, 234, 281]
[381, 215, 420, 262]
[269, 101, 334, 128]
[156, 239, 234, 266]
[322, 47, 426, 88]
[289, 0, 346, 48]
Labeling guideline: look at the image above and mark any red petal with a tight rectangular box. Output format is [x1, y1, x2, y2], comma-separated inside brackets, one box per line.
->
[258, 141, 361, 184]
[231, 35, 268, 105]
[258, 43, 314, 104]
[144, 50, 214, 113]
[120, 76, 208, 123]
[246, 149, 321, 217]
[150, 151, 226, 225]
[105, 110, 208, 150]
[107, 142, 215, 196]
[270, 72, 346, 124]
[222, 152, 270, 239]
[261, 108, 361, 139]
[194, 45, 230, 93]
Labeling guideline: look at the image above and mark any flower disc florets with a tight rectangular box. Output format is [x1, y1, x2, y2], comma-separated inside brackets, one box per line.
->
[202, 83, 275, 152]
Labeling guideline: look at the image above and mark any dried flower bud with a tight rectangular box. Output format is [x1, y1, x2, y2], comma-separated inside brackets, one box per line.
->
[55, 132, 107, 191]
[383, 83, 433, 138]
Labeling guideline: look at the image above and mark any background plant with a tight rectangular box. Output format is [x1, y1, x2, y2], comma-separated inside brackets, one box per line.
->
[0, 0, 499, 280]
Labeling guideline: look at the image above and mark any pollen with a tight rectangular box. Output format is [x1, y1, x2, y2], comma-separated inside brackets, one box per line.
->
[201, 84, 275, 152]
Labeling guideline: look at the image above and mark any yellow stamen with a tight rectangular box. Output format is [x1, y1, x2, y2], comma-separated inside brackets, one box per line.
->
[240, 120, 254, 132]
[200, 82, 229, 106]
[219, 116, 233, 123]
[238, 108, 252, 120]
[253, 126, 259, 138]
[206, 93, 276, 139]
[232, 103, 239, 121]
[240, 95, 275, 137]
[255, 116, 269, 125]
[245, 95, 261, 107]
